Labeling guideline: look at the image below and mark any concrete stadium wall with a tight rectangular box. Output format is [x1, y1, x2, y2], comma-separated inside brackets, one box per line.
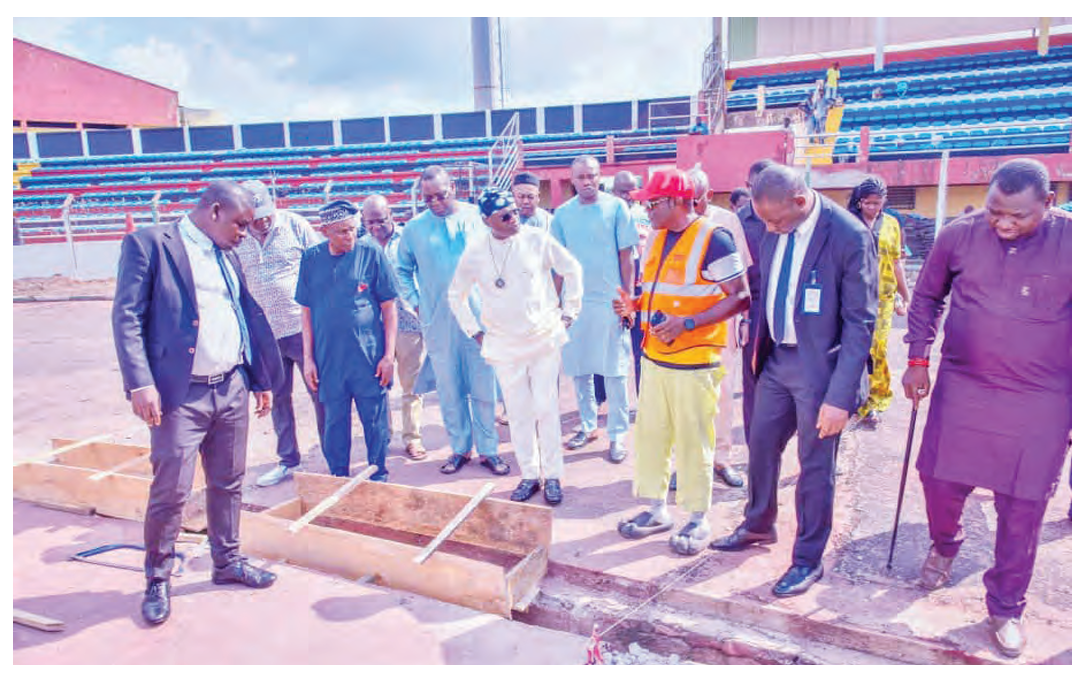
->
[14, 39, 178, 128]
[14, 241, 121, 281]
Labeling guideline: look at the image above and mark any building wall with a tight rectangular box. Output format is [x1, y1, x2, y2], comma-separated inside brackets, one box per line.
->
[13, 39, 179, 127]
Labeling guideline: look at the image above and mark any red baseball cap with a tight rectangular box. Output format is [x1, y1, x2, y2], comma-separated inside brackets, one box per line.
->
[630, 169, 694, 202]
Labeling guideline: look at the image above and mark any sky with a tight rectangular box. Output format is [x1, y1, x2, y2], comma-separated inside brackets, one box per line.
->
[12, 17, 715, 124]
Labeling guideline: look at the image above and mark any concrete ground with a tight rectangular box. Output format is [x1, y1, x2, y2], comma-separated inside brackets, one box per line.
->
[12, 298, 1073, 664]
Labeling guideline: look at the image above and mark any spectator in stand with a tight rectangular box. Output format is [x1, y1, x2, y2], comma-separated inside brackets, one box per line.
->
[847, 177, 910, 430]
[825, 62, 841, 101]
[362, 194, 428, 461]
[903, 159, 1071, 659]
[234, 180, 325, 488]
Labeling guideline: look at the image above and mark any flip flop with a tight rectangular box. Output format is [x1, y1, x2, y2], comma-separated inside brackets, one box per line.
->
[617, 510, 674, 539]
[670, 521, 711, 556]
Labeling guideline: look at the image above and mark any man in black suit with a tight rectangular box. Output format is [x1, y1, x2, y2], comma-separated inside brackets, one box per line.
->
[112, 181, 284, 625]
[736, 158, 775, 445]
[712, 165, 876, 597]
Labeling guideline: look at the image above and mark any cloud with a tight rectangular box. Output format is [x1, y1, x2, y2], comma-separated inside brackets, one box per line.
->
[15, 17, 717, 124]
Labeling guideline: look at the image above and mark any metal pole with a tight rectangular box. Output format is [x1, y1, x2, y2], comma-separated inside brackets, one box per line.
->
[151, 190, 162, 227]
[62, 194, 78, 279]
[934, 150, 950, 235]
[874, 17, 887, 72]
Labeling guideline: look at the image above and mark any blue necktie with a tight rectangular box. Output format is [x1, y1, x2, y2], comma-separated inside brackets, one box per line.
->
[772, 232, 796, 345]
[214, 247, 252, 364]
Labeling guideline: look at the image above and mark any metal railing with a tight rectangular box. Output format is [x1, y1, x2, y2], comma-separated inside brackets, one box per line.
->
[487, 112, 521, 193]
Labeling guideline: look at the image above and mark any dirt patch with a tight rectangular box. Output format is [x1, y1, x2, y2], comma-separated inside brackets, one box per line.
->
[13, 275, 116, 298]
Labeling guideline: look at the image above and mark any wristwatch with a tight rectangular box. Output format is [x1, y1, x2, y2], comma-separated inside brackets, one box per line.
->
[683, 317, 696, 331]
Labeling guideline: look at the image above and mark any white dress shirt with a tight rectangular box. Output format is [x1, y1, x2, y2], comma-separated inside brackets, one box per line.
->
[179, 215, 244, 376]
[765, 191, 821, 345]
[448, 226, 583, 365]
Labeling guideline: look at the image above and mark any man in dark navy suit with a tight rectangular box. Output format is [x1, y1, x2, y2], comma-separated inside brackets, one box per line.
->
[112, 181, 284, 626]
[712, 165, 876, 597]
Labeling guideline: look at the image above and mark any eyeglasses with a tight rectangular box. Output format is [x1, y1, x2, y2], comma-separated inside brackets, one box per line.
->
[644, 198, 670, 210]
[363, 218, 389, 226]
[498, 209, 520, 223]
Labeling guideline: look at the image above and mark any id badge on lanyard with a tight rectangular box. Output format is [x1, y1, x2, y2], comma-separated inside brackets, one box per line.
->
[803, 270, 823, 315]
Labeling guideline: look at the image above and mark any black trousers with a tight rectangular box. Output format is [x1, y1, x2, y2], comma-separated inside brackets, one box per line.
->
[145, 368, 249, 581]
[742, 345, 839, 568]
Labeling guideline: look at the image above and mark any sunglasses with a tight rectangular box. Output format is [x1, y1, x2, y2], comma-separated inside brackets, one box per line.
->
[363, 218, 389, 226]
[498, 209, 520, 223]
[423, 191, 452, 203]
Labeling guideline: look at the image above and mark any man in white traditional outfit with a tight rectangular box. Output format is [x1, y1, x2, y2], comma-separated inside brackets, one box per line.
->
[448, 189, 584, 505]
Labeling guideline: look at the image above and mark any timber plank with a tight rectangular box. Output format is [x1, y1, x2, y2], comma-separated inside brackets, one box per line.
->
[294, 473, 551, 556]
[240, 500, 513, 617]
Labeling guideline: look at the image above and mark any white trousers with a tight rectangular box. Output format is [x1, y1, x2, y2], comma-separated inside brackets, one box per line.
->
[714, 318, 741, 459]
[493, 350, 564, 480]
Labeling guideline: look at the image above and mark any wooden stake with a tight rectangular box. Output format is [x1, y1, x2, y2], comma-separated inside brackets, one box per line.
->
[14, 609, 64, 632]
[14, 425, 145, 467]
[87, 454, 147, 481]
[413, 482, 495, 565]
[288, 466, 378, 533]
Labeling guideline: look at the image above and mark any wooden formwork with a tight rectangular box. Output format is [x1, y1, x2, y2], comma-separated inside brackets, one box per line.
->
[12, 439, 208, 531]
[241, 472, 552, 618]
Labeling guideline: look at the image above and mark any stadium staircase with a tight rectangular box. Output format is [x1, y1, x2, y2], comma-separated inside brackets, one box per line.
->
[729, 44, 1072, 162]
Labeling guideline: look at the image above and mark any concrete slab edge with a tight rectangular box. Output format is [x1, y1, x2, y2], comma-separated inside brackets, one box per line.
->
[537, 560, 1003, 666]
[13, 295, 114, 303]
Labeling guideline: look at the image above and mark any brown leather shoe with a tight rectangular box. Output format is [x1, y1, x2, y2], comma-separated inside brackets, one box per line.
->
[918, 546, 955, 590]
[988, 615, 1025, 659]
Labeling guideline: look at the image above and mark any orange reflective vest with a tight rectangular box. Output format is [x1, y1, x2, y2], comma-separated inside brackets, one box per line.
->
[639, 217, 727, 368]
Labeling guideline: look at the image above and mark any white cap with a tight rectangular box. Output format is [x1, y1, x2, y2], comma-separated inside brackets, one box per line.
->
[241, 180, 275, 219]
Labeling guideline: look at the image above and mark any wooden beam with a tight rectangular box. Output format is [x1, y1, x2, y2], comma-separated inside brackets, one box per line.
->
[288, 465, 378, 533]
[507, 545, 548, 612]
[241, 500, 513, 617]
[14, 609, 64, 632]
[294, 473, 551, 556]
[87, 454, 148, 481]
[14, 426, 144, 466]
[414, 482, 495, 565]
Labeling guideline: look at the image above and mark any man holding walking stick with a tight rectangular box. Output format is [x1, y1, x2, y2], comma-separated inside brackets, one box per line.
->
[902, 159, 1071, 659]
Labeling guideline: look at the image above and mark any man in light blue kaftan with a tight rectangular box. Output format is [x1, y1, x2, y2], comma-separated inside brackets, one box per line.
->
[551, 156, 637, 463]
[395, 166, 511, 476]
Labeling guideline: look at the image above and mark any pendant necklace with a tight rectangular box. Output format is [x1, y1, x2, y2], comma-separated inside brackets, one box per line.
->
[488, 235, 514, 289]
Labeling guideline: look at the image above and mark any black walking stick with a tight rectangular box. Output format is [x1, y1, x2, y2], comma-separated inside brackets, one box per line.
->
[886, 395, 922, 570]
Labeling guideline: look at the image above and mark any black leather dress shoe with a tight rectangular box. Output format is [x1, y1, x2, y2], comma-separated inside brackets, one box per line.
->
[510, 479, 541, 502]
[479, 456, 511, 476]
[543, 478, 563, 505]
[772, 563, 824, 597]
[212, 560, 277, 589]
[708, 525, 778, 551]
[440, 453, 471, 474]
[141, 579, 171, 625]
[714, 464, 745, 488]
